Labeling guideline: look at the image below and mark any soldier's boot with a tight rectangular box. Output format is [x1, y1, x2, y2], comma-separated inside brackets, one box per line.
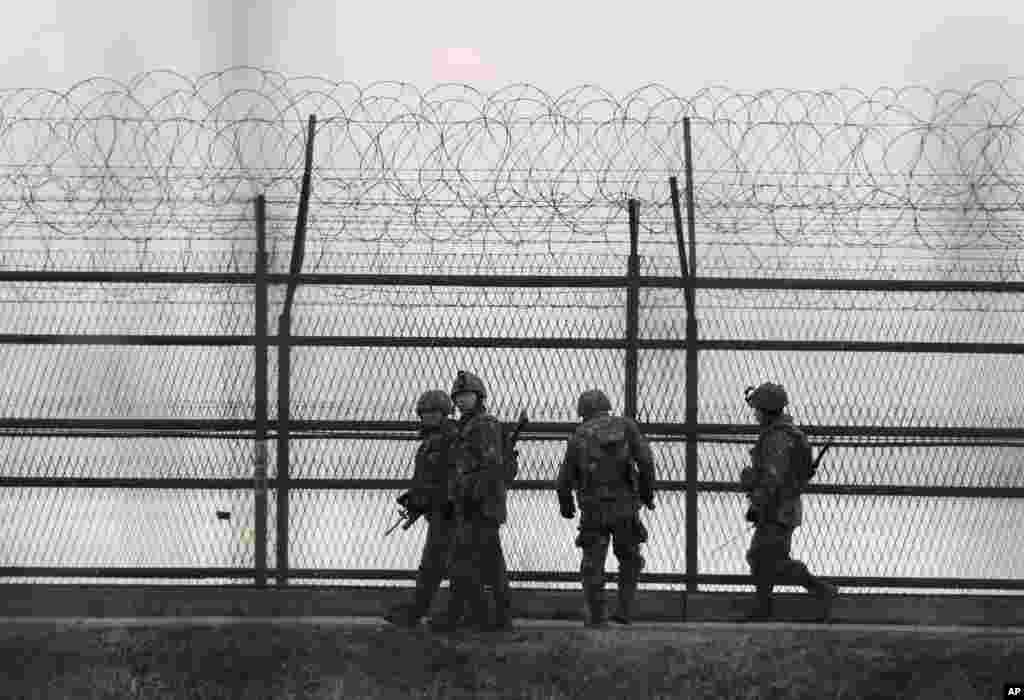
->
[584, 585, 607, 628]
[743, 555, 775, 621]
[744, 580, 774, 622]
[383, 603, 417, 628]
[794, 563, 838, 623]
[411, 573, 443, 621]
[611, 565, 640, 625]
[431, 580, 466, 634]
[468, 589, 492, 633]
[489, 580, 513, 631]
[386, 571, 441, 628]
[448, 575, 490, 633]
[807, 579, 838, 623]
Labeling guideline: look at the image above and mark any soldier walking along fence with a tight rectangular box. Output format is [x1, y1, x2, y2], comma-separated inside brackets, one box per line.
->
[0, 70, 1022, 597]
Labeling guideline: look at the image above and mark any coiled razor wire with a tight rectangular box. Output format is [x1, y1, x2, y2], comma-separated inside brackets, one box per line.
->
[0, 68, 1023, 281]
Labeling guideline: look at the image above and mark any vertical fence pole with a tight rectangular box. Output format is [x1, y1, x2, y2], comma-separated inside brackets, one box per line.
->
[683, 118, 698, 283]
[682, 118, 700, 601]
[275, 114, 315, 588]
[669, 176, 689, 615]
[276, 313, 291, 587]
[624, 198, 640, 591]
[253, 195, 269, 588]
[669, 177, 689, 293]
[625, 199, 640, 421]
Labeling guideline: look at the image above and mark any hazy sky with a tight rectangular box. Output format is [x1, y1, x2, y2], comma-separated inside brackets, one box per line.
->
[3, 0, 1024, 94]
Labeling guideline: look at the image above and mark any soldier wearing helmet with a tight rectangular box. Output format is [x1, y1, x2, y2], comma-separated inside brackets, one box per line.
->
[384, 389, 460, 628]
[741, 382, 837, 621]
[433, 370, 512, 633]
[555, 389, 656, 627]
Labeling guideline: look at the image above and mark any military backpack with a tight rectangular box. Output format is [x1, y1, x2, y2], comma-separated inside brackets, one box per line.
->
[580, 417, 634, 498]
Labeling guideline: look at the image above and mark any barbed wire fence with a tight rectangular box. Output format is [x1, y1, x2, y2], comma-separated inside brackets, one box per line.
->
[1, 69, 1023, 274]
[2, 69, 1023, 325]
[0, 68, 1022, 594]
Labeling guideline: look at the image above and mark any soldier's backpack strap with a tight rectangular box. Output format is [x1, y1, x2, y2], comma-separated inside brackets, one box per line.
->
[781, 424, 814, 486]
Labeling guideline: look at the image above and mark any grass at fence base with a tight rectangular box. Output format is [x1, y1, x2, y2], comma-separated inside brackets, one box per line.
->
[0, 622, 1020, 699]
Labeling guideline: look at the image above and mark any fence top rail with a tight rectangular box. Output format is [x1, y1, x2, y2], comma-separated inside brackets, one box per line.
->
[1, 270, 1022, 293]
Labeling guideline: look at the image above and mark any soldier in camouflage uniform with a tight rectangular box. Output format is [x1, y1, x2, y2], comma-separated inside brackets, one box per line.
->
[556, 389, 656, 627]
[741, 382, 838, 622]
[383, 390, 460, 628]
[433, 370, 512, 633]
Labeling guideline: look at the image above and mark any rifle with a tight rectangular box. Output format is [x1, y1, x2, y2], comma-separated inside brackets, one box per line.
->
[383, 492, 423, 537]
[384, 508, 422, 536]
[810, 439, 834, 477]
[504, 409, 529, 481]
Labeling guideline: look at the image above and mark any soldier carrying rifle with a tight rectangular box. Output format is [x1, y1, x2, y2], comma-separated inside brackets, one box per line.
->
[432, 370, 516, 633]
[383, 390, 460, 627]
[740, 382, 838, 622]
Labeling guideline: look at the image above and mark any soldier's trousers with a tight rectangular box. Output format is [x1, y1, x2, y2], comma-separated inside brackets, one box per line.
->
[576, 511, 646, 621]
[408, 511, 455, 617]
[446, 514, 508, 627]
[746, 522, 822, 604]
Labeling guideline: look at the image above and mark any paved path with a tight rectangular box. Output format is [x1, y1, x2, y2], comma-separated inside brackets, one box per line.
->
[2, 617, 1022, 635]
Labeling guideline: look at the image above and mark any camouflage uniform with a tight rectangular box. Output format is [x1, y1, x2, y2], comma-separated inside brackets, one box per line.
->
[439, 371, 511, 632]
[385, 390, 459, 627]
[742, 382, 837, 621]
[556, 390, 655, 627]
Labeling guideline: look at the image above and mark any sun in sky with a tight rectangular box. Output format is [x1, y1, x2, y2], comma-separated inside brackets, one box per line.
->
[431, 47, 496, 83]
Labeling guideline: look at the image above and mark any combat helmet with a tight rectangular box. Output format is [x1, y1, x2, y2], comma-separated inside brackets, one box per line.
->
[744, 382, 789, 413]
[416, 389, 453, 416]
[450, 370, 487, 400]
[577, 389, 612, 420]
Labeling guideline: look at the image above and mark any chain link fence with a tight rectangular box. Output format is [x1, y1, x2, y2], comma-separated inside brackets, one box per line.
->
[0, 69, 1021, 596]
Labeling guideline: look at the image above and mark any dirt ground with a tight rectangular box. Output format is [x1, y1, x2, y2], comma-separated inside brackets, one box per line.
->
[0, 620, 1021, 699]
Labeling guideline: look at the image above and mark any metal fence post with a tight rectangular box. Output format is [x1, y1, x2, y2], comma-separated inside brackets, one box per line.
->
[625, 199, 640, 421]
[682, 118, 700, 602]
[276, 313, 291, 587]
[253, 195, 269, 587]
[274, 113, 315, 588]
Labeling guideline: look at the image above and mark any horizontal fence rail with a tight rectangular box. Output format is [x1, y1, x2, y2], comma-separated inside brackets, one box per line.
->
[1, 477, 1022, 500]
[2, 334, 1023, 355]
[3, 271, 1024, 293]
[2, 568, 1024, 592]
[4, 420, 1024, 439]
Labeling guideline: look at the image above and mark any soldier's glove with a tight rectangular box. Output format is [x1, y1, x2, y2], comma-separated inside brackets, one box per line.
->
[640, 486, 655, 511]
[739, 467, 756, 492]
[558, 491, 576, 519]
[398, 490, 429, 516]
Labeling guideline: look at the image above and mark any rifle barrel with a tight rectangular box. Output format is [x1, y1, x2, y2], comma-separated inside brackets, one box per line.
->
[384, 512, 407, 536]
